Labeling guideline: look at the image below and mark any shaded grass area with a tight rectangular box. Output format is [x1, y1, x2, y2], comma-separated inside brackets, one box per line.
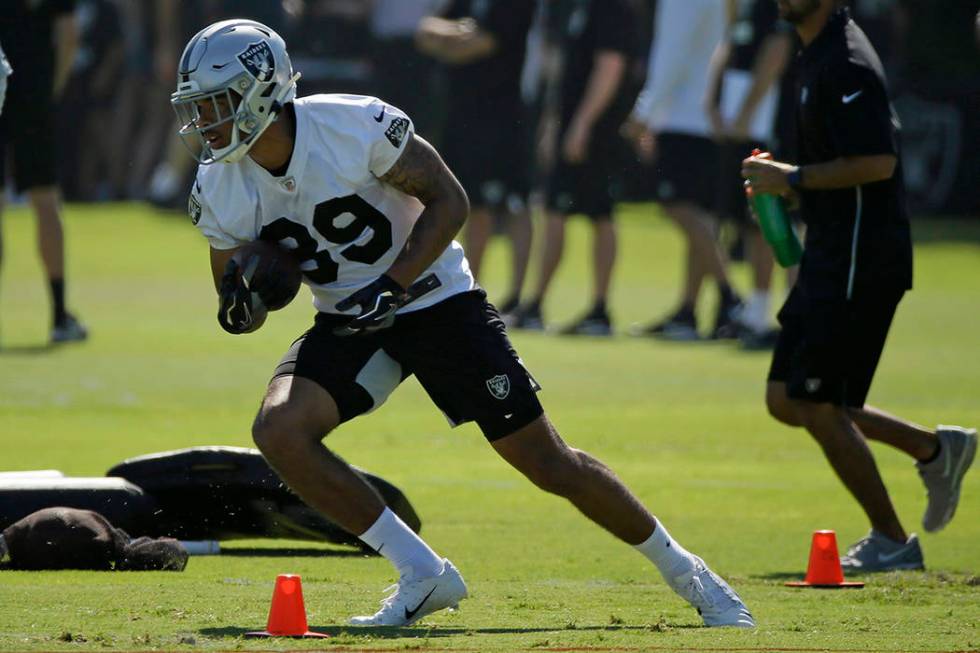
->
[0, 202, 977, 651]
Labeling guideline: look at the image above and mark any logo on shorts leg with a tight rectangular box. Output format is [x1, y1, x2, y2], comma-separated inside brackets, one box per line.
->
[805, 378, 822, 393]
[486, 374, 510, 400]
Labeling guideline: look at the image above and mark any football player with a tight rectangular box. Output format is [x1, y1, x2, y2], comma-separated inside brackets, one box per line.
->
[174, 20, 754, 628]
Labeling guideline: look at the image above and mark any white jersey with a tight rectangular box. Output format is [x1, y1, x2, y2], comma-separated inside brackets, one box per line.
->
[190, 94, 475, 315]
[631, 0, 726, 136]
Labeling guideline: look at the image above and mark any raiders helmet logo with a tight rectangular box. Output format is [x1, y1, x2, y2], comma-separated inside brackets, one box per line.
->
[486, 374, 511, 400]
[237, 41, 275, 81]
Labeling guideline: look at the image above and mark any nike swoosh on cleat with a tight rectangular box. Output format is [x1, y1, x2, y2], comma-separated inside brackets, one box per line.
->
[876, 547, 914, 565]
[404, 586, 438, 621]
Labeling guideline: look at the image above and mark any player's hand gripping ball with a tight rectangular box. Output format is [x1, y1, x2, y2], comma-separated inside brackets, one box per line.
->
[217, 241, 303, 334]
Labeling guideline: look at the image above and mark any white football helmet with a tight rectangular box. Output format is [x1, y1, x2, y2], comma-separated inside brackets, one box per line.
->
[171, 19, 301, 164]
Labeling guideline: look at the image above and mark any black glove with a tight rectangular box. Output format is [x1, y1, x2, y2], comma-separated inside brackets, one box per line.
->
[333, 274, 408, 336]
[217, 259, 267, 334]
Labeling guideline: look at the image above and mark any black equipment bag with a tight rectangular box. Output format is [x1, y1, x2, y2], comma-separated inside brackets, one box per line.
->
[106, 446, 422, 549]
[0, 476, 155, 535]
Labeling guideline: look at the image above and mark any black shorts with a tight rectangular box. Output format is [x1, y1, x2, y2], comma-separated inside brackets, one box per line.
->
[768, 284, 904, 407]
[273, 290, 543, 441]
[715, 139, 765, 225]
[441, 110, 529, 212]
[0, 75, 58, 192]
[651, 133, 719, 211]
[545, 126, 622, 219]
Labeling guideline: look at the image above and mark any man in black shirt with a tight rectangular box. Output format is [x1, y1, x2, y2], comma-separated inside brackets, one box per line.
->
[416, 0, 535, 314]
[742, 0, 976, 572]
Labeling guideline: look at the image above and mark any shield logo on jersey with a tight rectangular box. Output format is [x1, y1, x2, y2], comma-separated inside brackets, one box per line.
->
[237, 41, 275, 81]
[486, 374, 510, 400]
[385, 117, 410, 148]
[188, 194, 202, 225]
[805, 378, 822, 393]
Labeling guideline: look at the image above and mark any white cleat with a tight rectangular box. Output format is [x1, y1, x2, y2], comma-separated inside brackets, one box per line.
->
[349, 558, 468, 627]
[670, 556, 756, 628]
[918, 425, 977, 532]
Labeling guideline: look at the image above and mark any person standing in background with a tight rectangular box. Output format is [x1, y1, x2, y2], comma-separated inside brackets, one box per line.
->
[512, 0, 635, 336]
[744, 0, 976, 572]
[416, 0, 536, 315]
[705, 0, 794, 348]
[625, 0, 741, 341]
[370, 0, 444, 144]
[0, 0, 87, 344]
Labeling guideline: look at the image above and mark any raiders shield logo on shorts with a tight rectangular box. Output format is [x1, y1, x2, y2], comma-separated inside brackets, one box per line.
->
[237, 41, 275, 81]
[486, 374, 510, 400]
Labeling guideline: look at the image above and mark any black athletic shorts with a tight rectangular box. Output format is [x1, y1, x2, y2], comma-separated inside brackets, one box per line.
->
[0, 74, 58, 192]
[273, 289, 543, 441]
[651, 133, 719, 211]
[768, 284, 904, 407]
[441, 109, 529, 212]
[715, 139, 764, 225]
[545, 126, 623, 220]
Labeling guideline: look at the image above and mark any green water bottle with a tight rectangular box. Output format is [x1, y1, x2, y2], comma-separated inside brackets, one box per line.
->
[745, 149, 803, 267]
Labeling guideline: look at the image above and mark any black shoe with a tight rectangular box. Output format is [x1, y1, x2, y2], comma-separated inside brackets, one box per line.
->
[559, 310, 612, 336]
[51, 313, 89, 343]
[711, 298, 744, 340]
[739, 327, 780, 351]
[632, 308, 699, 341]
[510, 303, 545, 331]
[496, 295, 520, 316]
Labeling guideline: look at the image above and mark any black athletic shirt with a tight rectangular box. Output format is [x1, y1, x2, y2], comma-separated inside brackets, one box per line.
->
[0, 0, 75, 89]
[558, 0, 635, 131]
[728, 0, 790, 73]
[794, 8, 912, 301]
[442, 0, 535, 118]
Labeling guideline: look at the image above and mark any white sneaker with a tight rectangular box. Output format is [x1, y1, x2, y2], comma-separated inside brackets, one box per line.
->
[669, 557, 755, 628]
[349, 558, 468, 627]
[918, 425, 977, 532]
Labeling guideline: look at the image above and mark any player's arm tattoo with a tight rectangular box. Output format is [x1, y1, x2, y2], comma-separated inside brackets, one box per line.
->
[379, 133, 469, 287]
[380, 134, 458, 205]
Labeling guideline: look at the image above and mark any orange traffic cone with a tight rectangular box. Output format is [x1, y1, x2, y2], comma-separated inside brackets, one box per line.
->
[245, 574, 330, 638]
[786, 530, 864, 588]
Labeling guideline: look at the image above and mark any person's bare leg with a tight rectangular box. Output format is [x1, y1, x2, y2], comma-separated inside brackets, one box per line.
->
[464, 206, 493, 281]
[849, 406, 938, 461]
[528, 212, 566, 303]
[664, 203, 730, 307]
[492, 414, 655, 544]
[796, 401, 907, 542]
[29, 187, 64, 280]
[505, 206, 532, 304]
[748, 228, 773, 292]
[591, 217, 616, 307]
[252, 375, 386, 533]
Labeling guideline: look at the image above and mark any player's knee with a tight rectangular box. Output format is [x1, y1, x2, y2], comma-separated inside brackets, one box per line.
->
[251, 405, 319, 462]
[766, 384, 800, 426]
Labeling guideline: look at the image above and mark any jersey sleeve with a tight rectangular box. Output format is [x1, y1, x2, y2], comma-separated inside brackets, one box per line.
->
[822, 61, 897, 158]
[188, 178, 239, 250]
[366, 101, 415, 177]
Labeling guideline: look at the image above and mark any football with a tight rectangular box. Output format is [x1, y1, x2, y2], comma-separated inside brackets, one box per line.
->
[231, 240, 303, 311]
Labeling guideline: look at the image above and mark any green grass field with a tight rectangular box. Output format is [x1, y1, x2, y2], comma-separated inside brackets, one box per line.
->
[0, 202, 977, 652]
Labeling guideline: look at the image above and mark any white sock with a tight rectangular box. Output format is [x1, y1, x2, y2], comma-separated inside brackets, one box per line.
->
[359, 507, 443, 579]
[634, 520, 696, 580]
[743, 291, 771, 332]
